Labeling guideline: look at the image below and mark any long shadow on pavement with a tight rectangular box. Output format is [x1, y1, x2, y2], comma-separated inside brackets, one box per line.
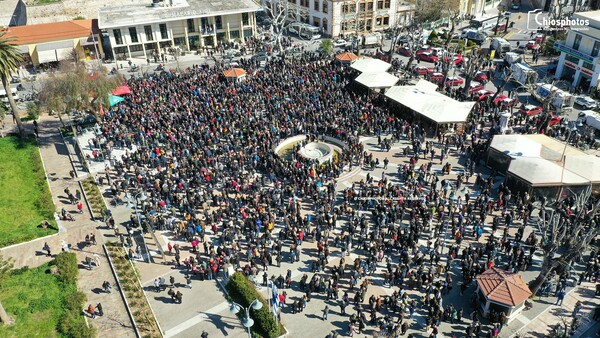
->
[203, 312, 238, 336]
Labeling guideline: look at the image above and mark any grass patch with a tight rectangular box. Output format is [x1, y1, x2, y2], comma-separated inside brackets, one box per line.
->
[0, 136, 56, 248]
[0, 255, 94, 338]
[27, 0, 61, 5]
[81, 176, 106, 219]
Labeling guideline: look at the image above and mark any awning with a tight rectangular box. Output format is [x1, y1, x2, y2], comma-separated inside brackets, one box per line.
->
[335, 52, 358, 63]
[385, 81, 476, 124]
[223, 68, 247, 78]
[109, 95, 124, 106]
[350, 58, 391, 73]
[112, 85, 131, 96]
[355, 72, 399, 89]
[17, 45, 29, 54]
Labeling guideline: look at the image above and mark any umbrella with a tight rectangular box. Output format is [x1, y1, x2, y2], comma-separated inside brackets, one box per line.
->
[112, 85, 131, 96]
[223, 68, 247, 78]
[109, 95, 124, 106]
[335, 52, 358, 63]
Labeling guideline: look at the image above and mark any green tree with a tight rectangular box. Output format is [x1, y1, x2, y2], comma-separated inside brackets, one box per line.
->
[319, 39, 334, 56]
[0, 32, 25, 138]
[38, 65, 120, 126]
[26, 102, 40, 120]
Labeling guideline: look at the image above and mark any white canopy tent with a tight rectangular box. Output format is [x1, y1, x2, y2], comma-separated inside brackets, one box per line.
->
[350, 58, 392, 74]
[355, 72, 399, 89]
[508, 157, 589, 186]
[489, 135, 544, 159]
[385, 82, 476, 124]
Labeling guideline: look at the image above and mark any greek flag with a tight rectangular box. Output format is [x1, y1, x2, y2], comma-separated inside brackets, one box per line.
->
[271, 283, 279, 307]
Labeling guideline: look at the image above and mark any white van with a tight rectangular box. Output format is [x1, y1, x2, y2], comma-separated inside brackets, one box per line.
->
[0, 87, 19, 103]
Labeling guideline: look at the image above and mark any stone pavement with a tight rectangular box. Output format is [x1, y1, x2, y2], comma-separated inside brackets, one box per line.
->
[0, 114, 135, 337]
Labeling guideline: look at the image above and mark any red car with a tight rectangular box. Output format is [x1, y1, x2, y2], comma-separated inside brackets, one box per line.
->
[477, 89, 494, 101]
[526, 40, 538, 50]
[413, 66, 435, 75]
[533, 34, 544, 44]
[398, 46, 412, 57]
[445, 76, 464, 86]
[429, 73, 444, 83]
[549, 115, 564, 126]
[498, 97, 519, 107]
[493, 24, 507, 32]
[474, 71, 488, 82]
[493, 94, 508, 104]
[519, 104, 543, 116]
[468, 82, 484, 93]
[416, 47, 431, 56]
[451, 56, 464, 66]
[418, 52, 439, 63]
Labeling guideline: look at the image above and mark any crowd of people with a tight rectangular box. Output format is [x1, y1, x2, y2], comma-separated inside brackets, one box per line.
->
[91, 52, 598, 338]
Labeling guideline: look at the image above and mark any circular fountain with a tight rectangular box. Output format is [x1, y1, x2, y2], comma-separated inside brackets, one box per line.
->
[298, 142, 334, 164]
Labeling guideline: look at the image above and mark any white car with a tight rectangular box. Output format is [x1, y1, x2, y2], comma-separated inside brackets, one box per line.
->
[575, 95, 598, 110]
[333, 39, 348, 47]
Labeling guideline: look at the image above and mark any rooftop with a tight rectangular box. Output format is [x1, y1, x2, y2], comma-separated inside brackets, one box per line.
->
[2, 20, 95, 45]
[573, 10, 600, 29]
[476, 267, 532, 307]
[98, 0, 262, 29]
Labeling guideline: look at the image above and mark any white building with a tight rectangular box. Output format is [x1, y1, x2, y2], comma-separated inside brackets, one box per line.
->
[269, 0, 414, 38]
[98, 0, 261, 59]
[554, 11, 600, 92]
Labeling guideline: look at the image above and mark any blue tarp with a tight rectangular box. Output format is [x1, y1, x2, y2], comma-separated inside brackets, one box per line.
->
[109, 95, 124, 106]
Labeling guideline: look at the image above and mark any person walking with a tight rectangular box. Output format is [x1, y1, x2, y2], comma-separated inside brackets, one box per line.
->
[43, 242, 51, 257]
[322, 305, 329, 320]
[185, 275, 192, 288]
[555, 288, 566, 306]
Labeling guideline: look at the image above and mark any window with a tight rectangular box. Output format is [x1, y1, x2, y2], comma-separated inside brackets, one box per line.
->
[314, 0, 319, 10]
[573, 34, 582, 50]
[359, 2, 366, 11]
[377, 0, 383, 9]
[384, 0, 390, 7]
[215, 16, 223, 29]
[242, 13, 249, 25]
[583, 61, 594, 70]
[592, 41, 600, 57]
[367, 1, 373, 10]
[114, 46, 127, 55]
[565, 54, 579, 64]
[129, 27, 139, 43]
[113, 29, 123, 45]
[159, 24, 168, 39]
[376, 16, 382, 26]
[187, 19, 195, 32]
[230, 30, 240, 39]
[383, 16, 389, 25]
[130, 44, 143, 52]
[144, 26, 153, 41]
[323, 18, 328, 32]
[322, 0, 328, 13]
[313, 17, 321, 28]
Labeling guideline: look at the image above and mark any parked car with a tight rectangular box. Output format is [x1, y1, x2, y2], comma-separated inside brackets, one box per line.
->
[533, 34, 545, 44]
[445, 76, 464, 86]
[575, 95, 598, 109]
[333, 39, 348, 47]
[526, 40, 538, 50]
[397, 35, 412, 44]
[474, 71, 488, 83]
[418, 52, 439, 63]
[549, 114, 564, 126]
[519, 104, 543, 116]
[493, 24, 507, 32]
[477, 89, 495, 101]
[397, 46, 412, 57]
[413, 66, 435, 75]
[415, 46, 432, 56]
[429, 73, 444, 83]
[468, 82, 485, 93]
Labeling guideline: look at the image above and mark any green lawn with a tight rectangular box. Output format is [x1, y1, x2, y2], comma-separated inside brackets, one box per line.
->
[0, 136, 56, 248]
[0, 264, 66, 338]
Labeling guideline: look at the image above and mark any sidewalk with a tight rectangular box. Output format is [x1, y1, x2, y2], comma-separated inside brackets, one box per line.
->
[0, 115, 135, 337]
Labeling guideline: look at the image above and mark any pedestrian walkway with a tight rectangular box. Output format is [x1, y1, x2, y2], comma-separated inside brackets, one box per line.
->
[0, 115, 135, 338]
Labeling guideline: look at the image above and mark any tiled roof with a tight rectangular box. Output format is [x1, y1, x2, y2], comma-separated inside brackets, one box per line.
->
[2, 20, 94, 45]
[476, 267, 532, 307]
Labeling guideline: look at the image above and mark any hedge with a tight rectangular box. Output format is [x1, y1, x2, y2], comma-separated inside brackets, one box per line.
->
[52, 252, 96, 338]
[226, 272, 284, 338]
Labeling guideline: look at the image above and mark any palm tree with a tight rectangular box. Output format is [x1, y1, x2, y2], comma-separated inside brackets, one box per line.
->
[0, 32, 25, 137]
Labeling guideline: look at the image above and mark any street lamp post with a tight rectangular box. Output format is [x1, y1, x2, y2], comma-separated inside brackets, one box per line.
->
[230, 299, 263, 338]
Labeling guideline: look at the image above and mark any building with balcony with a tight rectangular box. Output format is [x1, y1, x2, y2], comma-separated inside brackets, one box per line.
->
[272, 0, 414, 38]
[98, 0, 261, 60]
[554, 11, 600, 92]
